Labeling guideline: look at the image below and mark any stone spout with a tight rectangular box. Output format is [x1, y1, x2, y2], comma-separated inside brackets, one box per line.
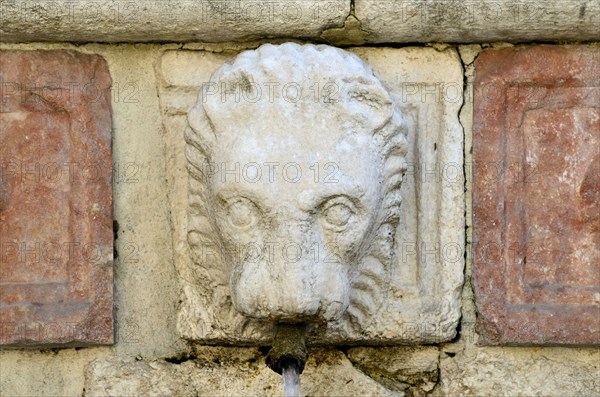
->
[266, 323, 308, 375]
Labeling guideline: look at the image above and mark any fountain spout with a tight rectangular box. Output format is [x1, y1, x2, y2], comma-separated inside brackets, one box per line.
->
[266, 323, 308, 375]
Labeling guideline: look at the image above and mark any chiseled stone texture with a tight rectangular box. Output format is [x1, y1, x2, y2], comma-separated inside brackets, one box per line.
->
[84, 348, 399, 397]
[435, 346, 600, 397]
[157, 45, 465, 345]
[0, 0, 349, 43]
[347, 347, 440, 395]
[186, 44, 411, 329]
[1, 1, 599, 44]
[0, 50, 113, 347]
[473, 45, 600, 345]
[0, 348, 107, 397]
[354, 0, 600, 43]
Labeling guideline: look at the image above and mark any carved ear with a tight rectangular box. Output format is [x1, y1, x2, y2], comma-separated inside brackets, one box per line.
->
[343, 79, 393, 132]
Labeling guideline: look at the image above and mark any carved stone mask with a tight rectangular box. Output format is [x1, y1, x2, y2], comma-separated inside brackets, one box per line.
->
[186, 43, 407, 326]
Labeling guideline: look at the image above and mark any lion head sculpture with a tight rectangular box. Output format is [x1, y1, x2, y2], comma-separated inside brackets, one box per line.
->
[185, 43, 407, 331]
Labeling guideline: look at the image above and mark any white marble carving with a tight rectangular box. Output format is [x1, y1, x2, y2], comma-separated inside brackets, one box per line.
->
[157, 44, 465, 344]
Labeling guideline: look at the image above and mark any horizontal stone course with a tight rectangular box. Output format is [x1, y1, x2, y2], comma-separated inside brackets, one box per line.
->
[355, 0, 600, 43]
[0, 0, 349, 43]
[0, 0, 598, 43]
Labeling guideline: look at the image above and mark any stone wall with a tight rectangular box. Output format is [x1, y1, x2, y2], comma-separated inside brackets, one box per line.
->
[1, 2, 599, 396]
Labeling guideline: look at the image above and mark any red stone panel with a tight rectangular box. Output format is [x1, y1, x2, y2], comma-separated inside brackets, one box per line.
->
[0, 50, 113, 346]
[473, 45, 600, 345]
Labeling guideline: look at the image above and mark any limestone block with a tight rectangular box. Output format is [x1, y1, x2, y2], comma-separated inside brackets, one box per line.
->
[0, 0, 349, 43]
[157, 44, 465, 345]
[347, 347, 439, 395]
[435, 347, 600, 397]
[1, 1, 598, 43]
[354, 0, 600, 43]
[84, 349, 399, 396]
[0, 50, 113, 347]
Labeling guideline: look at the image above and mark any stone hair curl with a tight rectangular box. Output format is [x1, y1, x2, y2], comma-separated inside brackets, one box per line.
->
[186, 42, 407, 165]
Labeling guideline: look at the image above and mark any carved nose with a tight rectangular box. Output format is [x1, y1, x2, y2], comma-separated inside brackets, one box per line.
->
[230, 217, 349, 323]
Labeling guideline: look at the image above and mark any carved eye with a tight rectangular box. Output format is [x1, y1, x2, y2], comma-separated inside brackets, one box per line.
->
[321, 198, 356, 230]
[226, 198, 258, 229]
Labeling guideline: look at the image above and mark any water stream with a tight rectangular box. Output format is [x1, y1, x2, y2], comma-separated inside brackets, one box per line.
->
[281, 360, 301, 397]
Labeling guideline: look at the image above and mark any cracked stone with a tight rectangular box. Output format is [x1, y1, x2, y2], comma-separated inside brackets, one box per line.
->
[85, 348, 399, 396]
[320, 15, 368, 46]
[347, 347, 439, 395]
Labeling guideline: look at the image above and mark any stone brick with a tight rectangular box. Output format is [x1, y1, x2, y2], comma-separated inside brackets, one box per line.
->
[0, 0, 349, 43]
[0, 50, 113, 346]
[354, 0, 600, 43]
[473, 45, 600, 345]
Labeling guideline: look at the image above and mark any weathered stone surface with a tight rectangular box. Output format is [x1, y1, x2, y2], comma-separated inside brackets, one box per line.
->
[84, 348, 398, 397]
[0, 348, 106, 397]
[435, 346, 600, 397]
[347, 346, 439, 395]
[1, 1, 599, 44]
[0, 0, 349, 43]
[473, 45, 600, 345]
[1, 43, 190, 396]
[354, 0, 600, 43]
[0, 41, 599, 397]
[100, 45, 190, 359]
[158, 45, 464, 345]
[187, 44, 411, 331]
[0, 50, 113, 346]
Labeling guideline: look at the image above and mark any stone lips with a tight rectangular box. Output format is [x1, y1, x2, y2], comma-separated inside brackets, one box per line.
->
[472, 45, 600, 345]
[0, 50, 114, 347]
